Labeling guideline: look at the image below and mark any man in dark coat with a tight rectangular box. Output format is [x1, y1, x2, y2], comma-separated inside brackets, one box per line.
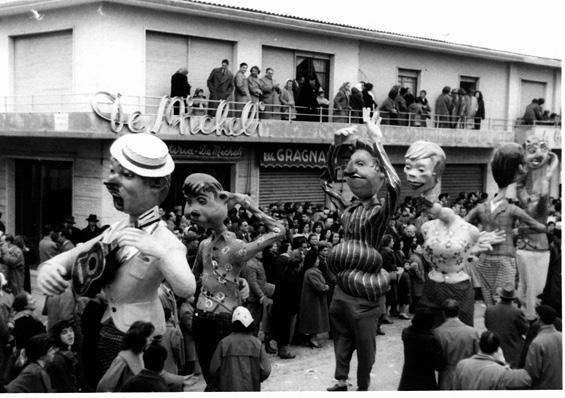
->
[295, 76, 319, 122]
[207, 59, 234, 116]
[434, 86, 452, 128]
[62, 216, 82, 245]
[79, 214, 102, 243]
[6, 334, 54, 393]
[484, 284, 529, 368]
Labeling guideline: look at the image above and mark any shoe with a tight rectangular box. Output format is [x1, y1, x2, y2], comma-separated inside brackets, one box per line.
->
[380, 316, 394, 325]
[278, 350, 296, 359]
[398, 314, 411, 320]
[265, 342, 277, 354]
[376, 327, 385, 336]
[308, 340, 322, 349]
[327, 383, 348, 392]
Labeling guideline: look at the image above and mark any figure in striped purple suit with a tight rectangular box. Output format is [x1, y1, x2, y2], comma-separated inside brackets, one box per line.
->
[322, 111, 400, 392]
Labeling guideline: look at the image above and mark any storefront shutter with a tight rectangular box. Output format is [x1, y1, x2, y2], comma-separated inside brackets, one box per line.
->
[259, 168, 325, 208]
[14, 30, 72, 112]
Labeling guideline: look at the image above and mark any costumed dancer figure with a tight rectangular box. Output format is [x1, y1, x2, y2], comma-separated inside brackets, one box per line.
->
[182, 173, 285, 391]
[465, 143, 546, 306]
[514, 136, 558, 320]
[37, 133, 196, 378]
[404, 141, 504, 326]
[322, 110, 400, 392]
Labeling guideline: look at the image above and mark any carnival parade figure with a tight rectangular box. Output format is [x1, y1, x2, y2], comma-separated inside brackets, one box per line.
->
[322, 110, 401, 391]
[465, 143, 546, 306]
[182, 173, 285, 391]
[515, 136, 559, 320]
[38, 133, 196, 376]
[404, 141, 506, 326]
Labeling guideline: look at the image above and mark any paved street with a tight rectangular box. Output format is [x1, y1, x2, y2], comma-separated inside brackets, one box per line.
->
[31, 269, 487, 392]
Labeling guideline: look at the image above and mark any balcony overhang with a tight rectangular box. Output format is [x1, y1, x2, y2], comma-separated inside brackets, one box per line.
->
[0, 111, 536, 149]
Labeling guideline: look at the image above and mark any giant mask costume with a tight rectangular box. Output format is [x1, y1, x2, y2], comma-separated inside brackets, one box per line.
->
[515, 135, 559, 319]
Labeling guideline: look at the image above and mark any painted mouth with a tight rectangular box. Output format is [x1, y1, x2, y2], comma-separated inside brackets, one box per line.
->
[408, 181, 424, 189]
[345, 172, 363, 179]
[527, 156, 544, 168]
[106, 187, 124, 209]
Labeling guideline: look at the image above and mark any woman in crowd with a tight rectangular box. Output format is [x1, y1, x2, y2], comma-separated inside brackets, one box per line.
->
[332, 82, 351, 123]
[297, 250, 330, 348]
[47, 319, 84, 392]
[379, 87, 399, 125]
[247, 66, 263, 104]
[97, 321, 155, 392]
[474, 90, 485, 130]
[279, 79, 296, 120]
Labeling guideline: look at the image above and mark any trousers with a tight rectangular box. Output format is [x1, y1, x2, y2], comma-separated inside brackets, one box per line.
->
[516, 249, 550, 320]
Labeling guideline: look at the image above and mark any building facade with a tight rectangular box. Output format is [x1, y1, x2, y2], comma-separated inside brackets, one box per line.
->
[0, 0, 561, 263]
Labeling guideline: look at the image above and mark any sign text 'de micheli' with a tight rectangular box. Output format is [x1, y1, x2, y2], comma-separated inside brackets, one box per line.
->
[90, 92, 260, 136]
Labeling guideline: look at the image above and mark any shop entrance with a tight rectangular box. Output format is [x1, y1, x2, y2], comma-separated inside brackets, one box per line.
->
[15, 159, 73, 265]
[162, 163, 233, 213]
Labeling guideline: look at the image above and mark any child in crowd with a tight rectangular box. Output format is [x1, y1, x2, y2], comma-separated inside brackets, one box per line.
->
[209, 306, 271, 391]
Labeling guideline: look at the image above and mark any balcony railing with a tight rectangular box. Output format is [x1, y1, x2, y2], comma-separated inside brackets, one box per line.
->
[1, 93, 560, 132]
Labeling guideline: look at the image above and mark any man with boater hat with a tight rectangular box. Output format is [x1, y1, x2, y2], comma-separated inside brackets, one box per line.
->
[37, 133, 196, 377]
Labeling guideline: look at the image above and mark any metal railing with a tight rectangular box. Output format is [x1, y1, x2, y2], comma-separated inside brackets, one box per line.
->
[1, 93, 559, 132]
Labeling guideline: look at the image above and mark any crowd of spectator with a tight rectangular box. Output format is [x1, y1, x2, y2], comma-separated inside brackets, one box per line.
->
[0, 189, 561, 391]
[168, 59, 561, 128]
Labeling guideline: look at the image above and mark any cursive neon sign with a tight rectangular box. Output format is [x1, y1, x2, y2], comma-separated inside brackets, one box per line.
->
[90, 91, 260, 136]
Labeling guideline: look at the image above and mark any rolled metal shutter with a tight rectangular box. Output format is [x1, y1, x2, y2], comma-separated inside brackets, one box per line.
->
[259, 168, 325, 207]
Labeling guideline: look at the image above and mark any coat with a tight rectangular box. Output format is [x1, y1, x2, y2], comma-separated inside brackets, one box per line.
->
[207, 67, 234, 100]
[209, 332, 271, 391]
[13, 310, 46, 350]
[434, 317, 480, 389]
[46, 350, 82, 392]
[170, 72, 191, 98]
[453, 353, 531, 389]
[1, 243, 25, 295]
[5, 362, 53, 393]
[234, 71, 250, 102]
[97, 350, 142, 392]
[298, 267, 329, 334]
[434, 93, 452, 116]
[120, 369, 168, 392]
[524, 324, 562, 389]
[398, 325, 445, 390]
[161, 322, 185, 374]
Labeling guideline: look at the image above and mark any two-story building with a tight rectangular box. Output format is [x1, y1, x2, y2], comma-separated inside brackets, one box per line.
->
[0, 0, 561, 261]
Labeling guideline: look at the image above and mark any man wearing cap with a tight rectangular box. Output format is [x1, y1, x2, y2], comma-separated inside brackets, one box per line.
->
[37, 133, 196, 374]
[80, 214, 103, 243]
[524, 305, 562, 389]
[484, 283, 529, 368]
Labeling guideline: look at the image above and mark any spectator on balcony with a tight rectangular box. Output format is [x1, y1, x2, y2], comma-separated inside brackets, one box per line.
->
[406, 94, 424, 127]
[462, 89, 478, 129]
[316, 88, 330, 122]
[415, 90, 431, 126]
[191, 88, 207, 116]
[260, 67, 281, 120]
[207, 59, 234, 116]
[474, 90, 485, 130]
[296, 76, 319, 122]
[280, 79, 296, 121]
[349, 87, 364, 123]
[332, 82, 351, 123]
[522, 99, 542, 125]
[234, 63, 250, 115]
[435, 86, 452, 128]
[292, 75, 305, 103]
[380, 87, 399, 125]
[170, 67, 191, 115]
[362, 83, 377, 115]
[247, 66, 263, 105]
[396, 87, 409, 126]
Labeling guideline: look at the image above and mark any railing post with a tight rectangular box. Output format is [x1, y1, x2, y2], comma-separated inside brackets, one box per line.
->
[319, 107, 322, 123]
[348, 109, 351, 124]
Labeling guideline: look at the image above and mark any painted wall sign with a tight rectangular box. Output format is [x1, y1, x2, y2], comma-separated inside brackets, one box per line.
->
[90, 92, 260, 137]
[168, 143, 243, 160]
[261, 146, 328, 168]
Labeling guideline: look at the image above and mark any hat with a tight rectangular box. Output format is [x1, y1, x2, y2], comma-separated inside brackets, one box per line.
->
[496, 283, 517, 300]
[109, 133, 175, 178]
[536, 304, 557, 324]
[64, 215, 75, 224]
[86, 214, 99, 222]
[232, 306, 253, 327]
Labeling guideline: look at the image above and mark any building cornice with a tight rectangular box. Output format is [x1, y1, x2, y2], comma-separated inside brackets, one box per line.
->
[0, 0, 561, 68]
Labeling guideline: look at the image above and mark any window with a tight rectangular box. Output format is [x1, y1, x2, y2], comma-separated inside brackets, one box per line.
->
[296, 54, 330, 92]
[460, 76, 479, 93]
[398, 68, 420, 94]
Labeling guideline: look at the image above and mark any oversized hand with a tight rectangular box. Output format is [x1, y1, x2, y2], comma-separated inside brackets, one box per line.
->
[364, 110, 383, 142]
[225, 191, 252, 211]
[38, 263, 70, 295]
[475, 229, 506, 253]
[114, 228, 165, 258]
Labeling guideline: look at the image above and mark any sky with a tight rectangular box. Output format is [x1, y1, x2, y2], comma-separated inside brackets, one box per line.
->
[207, 0, 563, 60]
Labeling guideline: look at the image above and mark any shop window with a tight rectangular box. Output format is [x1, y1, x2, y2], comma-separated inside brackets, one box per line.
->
[398, 68, 420, 94]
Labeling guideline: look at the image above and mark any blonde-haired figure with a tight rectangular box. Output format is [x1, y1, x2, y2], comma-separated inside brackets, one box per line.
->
[279, 79, 296, 120]
[333, 82, 351, 123]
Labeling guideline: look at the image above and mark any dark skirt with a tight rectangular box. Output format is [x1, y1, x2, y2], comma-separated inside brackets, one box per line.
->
[417, 279, 474, 327]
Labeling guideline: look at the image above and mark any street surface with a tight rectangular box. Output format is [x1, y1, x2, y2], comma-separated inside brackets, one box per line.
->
[30, 270, 487, 391]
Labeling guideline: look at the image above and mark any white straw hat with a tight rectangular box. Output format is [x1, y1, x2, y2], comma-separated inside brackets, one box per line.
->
[110, 133, 174, 177]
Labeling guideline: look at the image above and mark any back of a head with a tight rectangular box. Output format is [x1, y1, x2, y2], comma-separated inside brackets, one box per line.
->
[12, 292, 29, 312]
[411, 310, 435, 330]
[491, 143, 524, 188]
[143, 342, 167, 373]
[442, 86, 451, 94]
[442, 299, 460, 318]
[479, 331, 500, 355]
[26, 333, 51, 363]
[122, 321, 155, 354]
[536, 304, 557, 325]
[291, 236, 307, 250]
[303, 249, 319, 269]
